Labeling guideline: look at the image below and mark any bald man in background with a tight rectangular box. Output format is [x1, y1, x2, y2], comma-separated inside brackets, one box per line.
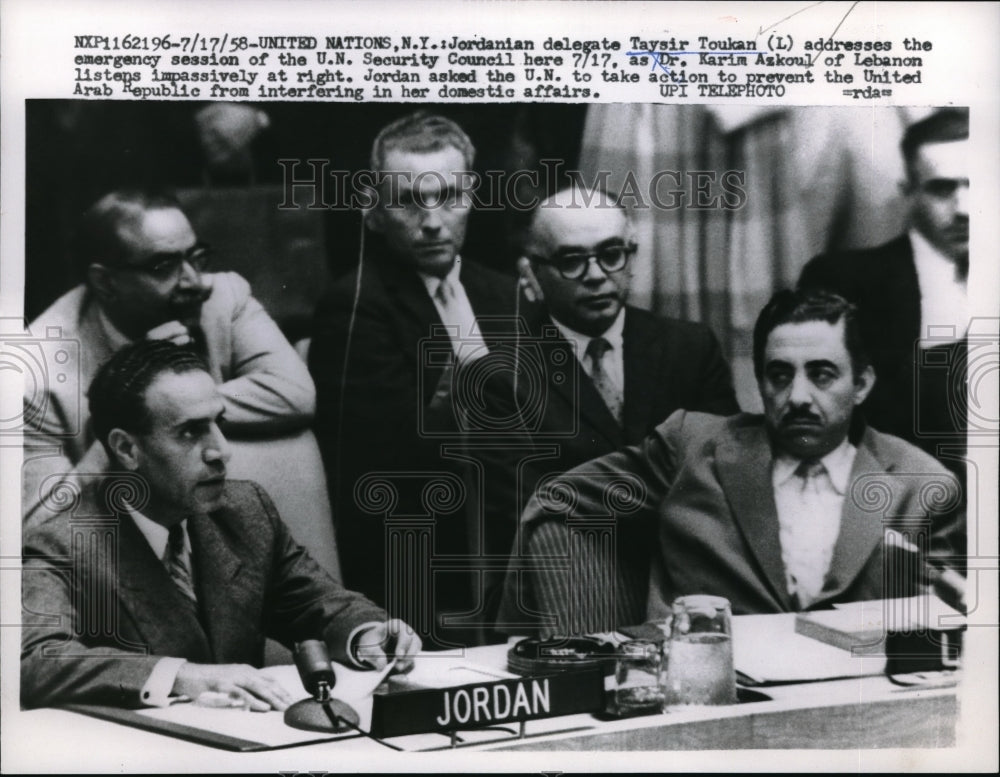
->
[477, 187, 738, 634]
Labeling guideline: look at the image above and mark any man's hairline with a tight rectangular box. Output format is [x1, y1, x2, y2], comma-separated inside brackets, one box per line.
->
[904, 136, 970, 183]
[525, 201, 632, 259]
[101, 363, 212, 446]
[373, 137, 472, 174]
[757, 316, 869, 382]
[100, 203, 191, 268]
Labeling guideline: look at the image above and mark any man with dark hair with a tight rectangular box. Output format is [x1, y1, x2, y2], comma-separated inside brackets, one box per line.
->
[21, 340, 420, 711]
[799, 108, 970, 473]
[23, 189, 315, 522]
[499, 289, 964, 636]
[308, 112, 517, 643]
[475, 186, 737, 630]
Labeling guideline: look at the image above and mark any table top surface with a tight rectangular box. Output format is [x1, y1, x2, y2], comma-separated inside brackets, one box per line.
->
[4, 613, 970, 771]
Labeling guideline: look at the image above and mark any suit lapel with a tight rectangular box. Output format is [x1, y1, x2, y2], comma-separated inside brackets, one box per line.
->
[531, 316, 624, 448]
[189, 510, 248, 663]
[378, 255, 442, 337]
[894, 237, 923, 345]
[622, 308, 661, 442]
[371, 254, 447, 403]
[715, 425, 794, 610]
[815, 434, 890, 605]
[113, 506, 212, 661]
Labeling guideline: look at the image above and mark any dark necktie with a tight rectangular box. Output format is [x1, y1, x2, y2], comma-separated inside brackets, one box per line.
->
[586, 337, 623, 425]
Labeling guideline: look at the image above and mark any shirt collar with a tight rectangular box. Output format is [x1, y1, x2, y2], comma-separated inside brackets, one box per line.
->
[772, 437, 857, 495]
[418, 255, 462, 298]
[910, 227, 965, 284]
[96, 305, 134, 352]
[550, 307, 626, 359]
[126, 503, 189, 561]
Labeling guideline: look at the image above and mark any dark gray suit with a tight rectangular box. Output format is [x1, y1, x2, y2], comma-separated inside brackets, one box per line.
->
[21, 478, 385, 709]
[309, 252, 518, 644]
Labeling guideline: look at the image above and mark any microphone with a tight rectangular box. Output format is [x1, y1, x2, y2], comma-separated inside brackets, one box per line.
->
[294, 639, 336, 701]
[283, 640, 360, 732]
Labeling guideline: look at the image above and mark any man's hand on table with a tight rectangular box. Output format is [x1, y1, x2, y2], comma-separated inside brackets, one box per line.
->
[354, 619, 423, 673]
[173, 662, 295, 711]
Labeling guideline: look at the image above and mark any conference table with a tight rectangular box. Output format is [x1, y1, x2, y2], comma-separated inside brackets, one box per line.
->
[7, 613, 962, 770]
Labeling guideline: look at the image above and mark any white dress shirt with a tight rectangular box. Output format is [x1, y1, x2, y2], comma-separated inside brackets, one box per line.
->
[772, 440, 857, 608]
[910, 228, 969, 343]
[551, 308, 626, 392]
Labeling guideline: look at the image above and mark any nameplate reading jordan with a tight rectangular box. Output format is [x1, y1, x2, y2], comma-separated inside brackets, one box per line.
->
[369, 669, 605, 738]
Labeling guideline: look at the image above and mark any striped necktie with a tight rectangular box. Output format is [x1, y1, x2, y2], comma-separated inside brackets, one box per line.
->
[164, 523, 198, 607]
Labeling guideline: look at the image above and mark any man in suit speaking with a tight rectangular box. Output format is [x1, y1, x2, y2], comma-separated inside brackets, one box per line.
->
[502, 290, 964, 635]
[22, 340, 420, 711]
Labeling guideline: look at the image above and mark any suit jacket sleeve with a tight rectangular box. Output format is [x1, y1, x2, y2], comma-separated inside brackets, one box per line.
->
[254, 483, 386, 663]
[20, 533, 163, 709]
[213, 272, 316, 432]
[520, 409, 687, 528]
[501, 411, 687, 635]
[688, 325, 741, 416]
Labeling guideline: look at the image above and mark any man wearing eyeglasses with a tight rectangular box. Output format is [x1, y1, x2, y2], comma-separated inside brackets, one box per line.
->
[480, 187, 739, 634]
[22, 190, 315, 523]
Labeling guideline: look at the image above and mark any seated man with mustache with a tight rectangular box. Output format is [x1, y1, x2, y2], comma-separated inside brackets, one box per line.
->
[500, 289, 966, 636]
[22, 189, 316, 525]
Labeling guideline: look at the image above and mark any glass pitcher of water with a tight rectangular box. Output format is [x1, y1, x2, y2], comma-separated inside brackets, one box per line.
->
[662, 595, 737, 706]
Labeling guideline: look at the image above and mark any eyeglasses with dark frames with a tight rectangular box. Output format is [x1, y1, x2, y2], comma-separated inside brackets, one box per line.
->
[113, 243, 213, 281]
[530, 241, 637, 281]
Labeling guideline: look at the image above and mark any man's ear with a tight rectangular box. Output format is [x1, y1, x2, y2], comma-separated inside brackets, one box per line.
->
[516, 257, 545, 304]
[107, 428, 142, 471]
[853, 364, 876, 406]
[360, 186, 383, 233]
[88, 264, 116, 303]
[898, 167, 917, 199]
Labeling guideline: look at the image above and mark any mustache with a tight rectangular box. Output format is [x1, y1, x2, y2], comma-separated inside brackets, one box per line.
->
[780, 408, 822, 424]
[170, 285, 213, 307]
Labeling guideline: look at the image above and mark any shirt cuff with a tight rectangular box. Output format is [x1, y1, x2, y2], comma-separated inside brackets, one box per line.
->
[346, 621, 383, 669]
[140, 657, 188, 707]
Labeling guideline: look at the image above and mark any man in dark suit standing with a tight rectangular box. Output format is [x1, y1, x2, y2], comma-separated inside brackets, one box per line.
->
[22, 341, 420, 711]
[482, 187, 738, 633]
[799, 109, 970, 477]
[309, 113, 517, 645]
[500, 290, 964, 637]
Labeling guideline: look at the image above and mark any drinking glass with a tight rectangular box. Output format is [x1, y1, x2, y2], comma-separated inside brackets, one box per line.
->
[662, 595, 737, 706]
[608, 639, 664, 716]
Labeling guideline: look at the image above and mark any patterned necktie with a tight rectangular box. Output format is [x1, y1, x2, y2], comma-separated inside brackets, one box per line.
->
[164, 523, 198, 607]
[586, 337, 623, 425]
